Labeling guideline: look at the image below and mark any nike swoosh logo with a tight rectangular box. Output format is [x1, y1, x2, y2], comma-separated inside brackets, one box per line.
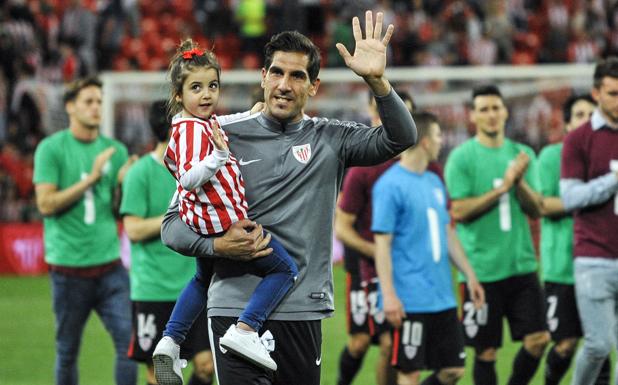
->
[238, 158, 262, 166]
[315, 355, 322, 366]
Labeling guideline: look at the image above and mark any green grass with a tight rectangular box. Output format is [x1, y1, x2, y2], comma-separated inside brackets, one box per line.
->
[0, 266, 574, 385]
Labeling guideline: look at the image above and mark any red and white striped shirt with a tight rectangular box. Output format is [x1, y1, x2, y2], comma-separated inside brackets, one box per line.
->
[164, 115, 248, 235]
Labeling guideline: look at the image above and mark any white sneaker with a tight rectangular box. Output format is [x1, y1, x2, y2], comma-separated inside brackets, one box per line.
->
[152, 336, 188, 385]
[219, 325, 278, 371]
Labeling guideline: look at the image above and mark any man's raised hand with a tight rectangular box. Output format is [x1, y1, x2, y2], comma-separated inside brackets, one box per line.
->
[336, 11, 394, 80]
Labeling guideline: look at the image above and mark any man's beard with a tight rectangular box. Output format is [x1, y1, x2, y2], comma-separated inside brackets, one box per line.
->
[480, 128, 499, 138]
[82, 120, 100, 130]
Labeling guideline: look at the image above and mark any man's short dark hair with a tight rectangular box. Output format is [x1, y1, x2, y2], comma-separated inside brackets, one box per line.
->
[471, 84, 503, 108]
[593, 57, 618, 88]
[414, 111, 439, 140]
[563, 93, 595, 123]
[149, 100, 170, 142]
[264, 31, 321, 83]
[63, 77, 102, 104]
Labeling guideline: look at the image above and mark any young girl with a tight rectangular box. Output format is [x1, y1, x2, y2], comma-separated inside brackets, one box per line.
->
[152, 39, 298, 384]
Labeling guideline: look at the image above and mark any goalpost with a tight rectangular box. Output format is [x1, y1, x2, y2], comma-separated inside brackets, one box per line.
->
[99, 63, 595, 155]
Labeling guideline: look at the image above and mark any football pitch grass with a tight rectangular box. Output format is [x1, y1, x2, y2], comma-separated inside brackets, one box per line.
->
[1, 265, 573, 385]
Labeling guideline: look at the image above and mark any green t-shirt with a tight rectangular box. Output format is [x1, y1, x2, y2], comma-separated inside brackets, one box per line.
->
[120, 154, 196, 301]
[445, 138, 540, 282]
[538, 143, 574, 284]
[33, 130, 128, 267]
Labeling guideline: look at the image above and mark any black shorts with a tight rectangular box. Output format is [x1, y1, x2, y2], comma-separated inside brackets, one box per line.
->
[460, 273, 547, 349]
[128, 301, 210, 363]
[391, 308, 465, 372]
[544, 282, 583, 341]
[209, 316, 321, 385]
[345, 273, 390, 342]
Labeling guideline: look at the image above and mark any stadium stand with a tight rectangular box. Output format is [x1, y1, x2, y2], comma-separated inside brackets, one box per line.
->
[0, 0, 615, 221]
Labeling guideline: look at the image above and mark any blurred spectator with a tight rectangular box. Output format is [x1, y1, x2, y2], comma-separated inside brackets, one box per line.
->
[59, 0, 96, 74]
[194, 0, 233, 38]
[568, 28, 600, 63]
[325, 9, 353, 67]
[235, 0, 267, 60]
[540, 0, 570, 63]
[468, 29, 498, 66]
[0, 142, 33, 199]
[3, 0, 618, 224]
[10, 79, 43, 153]
[301, 0, 326, 37]
[96, 0, 130, 71]
[606, 3, 618, 56]
[0, 72, 7, 142]
[332, 0, 377, 21]
[3, 0, 618, 73]
[0, 1, 41, 97]
[484, 1, 513, 63]
[267, 0, 301, 34]
[1, 2, 40, 66]
[115, 103, 150, 155]
[0, 141, 37, 221]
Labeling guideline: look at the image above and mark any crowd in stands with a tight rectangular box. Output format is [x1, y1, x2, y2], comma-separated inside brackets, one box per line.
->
[1, 0, 617, 221]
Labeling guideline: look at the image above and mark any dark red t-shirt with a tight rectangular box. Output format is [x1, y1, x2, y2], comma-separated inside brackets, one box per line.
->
[561, 121, 618, 258]
[338, 160, 445, 279]
[338, 159, 397, 277]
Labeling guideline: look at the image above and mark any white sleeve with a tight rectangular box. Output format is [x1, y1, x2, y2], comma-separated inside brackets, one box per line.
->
[179, 148, 229, 190]
[560, 173, 618, 211]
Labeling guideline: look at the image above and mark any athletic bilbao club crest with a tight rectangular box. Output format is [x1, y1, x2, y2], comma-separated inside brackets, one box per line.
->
[139, 337, 153, 352]
[292, 144, 311, 164]
[465, 324, 479, 338]
[404, 346, 417, 360]
[352, 312, 367, 326]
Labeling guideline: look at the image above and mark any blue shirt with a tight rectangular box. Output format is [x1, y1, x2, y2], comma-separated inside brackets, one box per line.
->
[372, 164, 456, 313]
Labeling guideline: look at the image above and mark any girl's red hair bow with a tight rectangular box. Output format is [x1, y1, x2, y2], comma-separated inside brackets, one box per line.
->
[182, 48, 204, 60]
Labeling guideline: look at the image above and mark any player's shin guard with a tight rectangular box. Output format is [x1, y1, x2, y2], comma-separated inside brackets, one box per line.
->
[594, 357, 611, 385]
[474, 358, 497, 385]
[544, 346, 573, 385]
[508, 347, 541, 385]
[337, 346, 365, 385]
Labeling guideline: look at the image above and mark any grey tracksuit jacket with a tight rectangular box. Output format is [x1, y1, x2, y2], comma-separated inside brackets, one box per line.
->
[161, 88, 417, 321]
